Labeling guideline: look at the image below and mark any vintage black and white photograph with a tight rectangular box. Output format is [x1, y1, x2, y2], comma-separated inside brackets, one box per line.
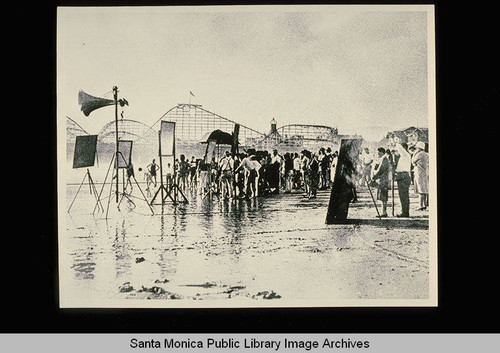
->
[57, 5, 437, 308]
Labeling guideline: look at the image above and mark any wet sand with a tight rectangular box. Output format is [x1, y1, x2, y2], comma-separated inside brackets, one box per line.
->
[61, 182, 431, 307]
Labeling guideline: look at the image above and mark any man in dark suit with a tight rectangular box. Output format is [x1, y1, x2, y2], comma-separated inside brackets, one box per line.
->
[371, 147, 390, 217]
[393, 139, 412, 217]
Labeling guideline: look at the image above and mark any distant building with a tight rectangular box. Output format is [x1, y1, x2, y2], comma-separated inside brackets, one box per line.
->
[259, 118, 282, 148]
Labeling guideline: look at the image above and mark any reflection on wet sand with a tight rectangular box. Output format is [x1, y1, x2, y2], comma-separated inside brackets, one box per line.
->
[63, 186, 430, 304]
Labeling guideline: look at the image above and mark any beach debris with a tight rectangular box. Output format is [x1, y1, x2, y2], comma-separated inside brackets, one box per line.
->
[181, 282, 217, 288]
[139, 286, 182, 299]
[139, 286, 165, 294]
[224, 285, 246, 294]
[135, 257, 145, 263]
[118, 282, 134, 293]
[154, 279, 169, 283]
[253, 290, 281, 299]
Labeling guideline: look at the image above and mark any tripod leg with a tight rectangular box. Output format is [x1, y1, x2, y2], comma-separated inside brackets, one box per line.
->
[175, 184, 189, 203]
[88, 170, 93, 195]
[88, 173, 104, 214]
[67, 172, 88, 213]
[117, 189, 126, 210]
[162, 185, 177, 204]
[94, 154, 115, 214]
[391, 177, 395, 217]
[133, 176, 155, 215]
[150, 185, 163, 205]
[105, 171, 115, 219]
[367, 183, 382, 219]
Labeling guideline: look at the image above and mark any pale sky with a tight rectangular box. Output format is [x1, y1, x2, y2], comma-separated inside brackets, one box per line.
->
[57, 5, 434, 141]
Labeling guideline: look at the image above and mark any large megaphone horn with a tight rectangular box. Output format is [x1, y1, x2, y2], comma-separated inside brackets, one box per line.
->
[78, 90, 115, 116]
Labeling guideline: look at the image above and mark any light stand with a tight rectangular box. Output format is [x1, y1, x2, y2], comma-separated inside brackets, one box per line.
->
[150, 121, 188, 207]
[150, 130, 170, 205]
[113, 86, 120, 203]
[67, 168, 104, 214]
[79, 86, 150, 217]
[67, 135, 103, 214]
[97, 150, 154, 218]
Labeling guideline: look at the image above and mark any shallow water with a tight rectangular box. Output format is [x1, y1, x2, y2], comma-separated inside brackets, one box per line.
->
[61, 183, 429, 306]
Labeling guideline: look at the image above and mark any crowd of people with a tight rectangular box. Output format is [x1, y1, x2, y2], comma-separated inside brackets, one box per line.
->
[357, 139, 429, 218]
[135, 139, 429, 218]
[138, 147, 340, 201]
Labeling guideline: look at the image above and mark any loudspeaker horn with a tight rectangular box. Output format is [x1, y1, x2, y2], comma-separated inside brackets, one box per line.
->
[78, 90, 115, 116]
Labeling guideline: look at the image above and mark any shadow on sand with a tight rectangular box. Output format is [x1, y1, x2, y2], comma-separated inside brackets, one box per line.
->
[330, 217, 429, 230]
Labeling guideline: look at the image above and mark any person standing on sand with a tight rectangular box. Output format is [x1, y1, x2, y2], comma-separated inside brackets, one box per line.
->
[300, 150, 311, 196]
[411, 141, 429, 211]
[360, 147, 373, 187]
[308, 153, 319, 199]
[218, 150, 234, 200]
[270, 149, 281, 194]
[124, 162, 135, 194]
[250, 155, 262, 198]
[177, 154, 190, 191]
[371, 147, 390, 218]
[293, 152, 302, 189]
[393, 138, 412, 217]
[234, 152, 259, 198]
[283, 152, 294, 193]
[143, 168, 153, 197]
[147, 159, 159, 187]
[189, 156, 197, 190]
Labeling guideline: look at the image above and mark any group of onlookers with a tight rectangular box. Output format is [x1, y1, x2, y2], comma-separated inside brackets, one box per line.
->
[140, 147, 340, 200]
[358, 139, 429, 218]
[137, 138, 429, 218]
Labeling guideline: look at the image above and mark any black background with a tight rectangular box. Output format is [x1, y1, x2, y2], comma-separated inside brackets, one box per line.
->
[4, 0, 499, 334]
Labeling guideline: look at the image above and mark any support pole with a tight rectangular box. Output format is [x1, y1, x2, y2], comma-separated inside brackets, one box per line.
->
[150, 130, 169, 206]
[93, 154, 115, 215]
[391, 173, 395, 217]
[367, 182, 382, 219]
[159, 131, 165, 203]
[173, 127, 177, 205]
[113, 86, 119, 203]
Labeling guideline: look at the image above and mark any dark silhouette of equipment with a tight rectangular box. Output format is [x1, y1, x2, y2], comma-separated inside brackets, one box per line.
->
[78, 87, 153, 217]
[199, 128, 237, 201]
[78, 90, 128, 116]
[150, 121, 188, 206]
[326, 138, 363, 224]
[67, 135, 104, 214]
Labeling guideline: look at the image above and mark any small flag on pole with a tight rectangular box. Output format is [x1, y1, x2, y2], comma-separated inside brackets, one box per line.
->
[189, 91, 195, 97]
